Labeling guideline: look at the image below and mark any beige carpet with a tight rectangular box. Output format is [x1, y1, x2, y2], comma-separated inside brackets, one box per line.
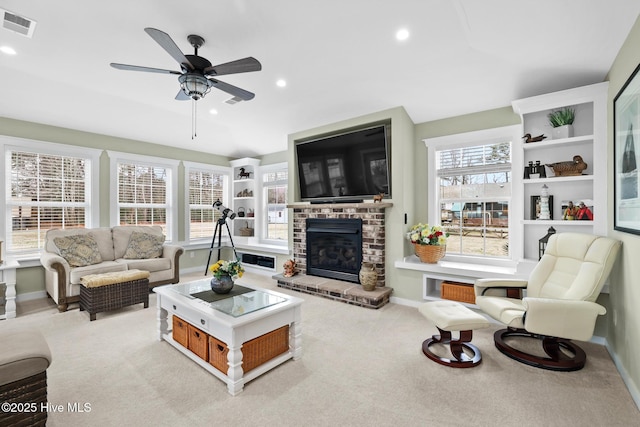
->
[6, 272, 638, 426]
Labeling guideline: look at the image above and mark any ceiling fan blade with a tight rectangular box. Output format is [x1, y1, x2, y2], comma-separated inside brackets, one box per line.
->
[175, 90, 190, 101]
[144, 27, 194, 71]
[210, 78, 255, 101]
[203, 57, 262, 76]
[110, 63, 183, 75]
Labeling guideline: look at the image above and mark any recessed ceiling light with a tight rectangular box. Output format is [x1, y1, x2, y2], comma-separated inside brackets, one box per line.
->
[276, 79, 287, 88]
[396, 28, 410, 41]
[0, 46, 17, 55]
[209, 109, 218, 115]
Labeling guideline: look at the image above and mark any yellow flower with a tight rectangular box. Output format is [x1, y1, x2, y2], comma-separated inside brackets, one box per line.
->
[209, 258, 245, 280]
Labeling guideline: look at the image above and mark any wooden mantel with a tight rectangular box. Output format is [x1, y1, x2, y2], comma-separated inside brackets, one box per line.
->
[287, 202, 393, 209]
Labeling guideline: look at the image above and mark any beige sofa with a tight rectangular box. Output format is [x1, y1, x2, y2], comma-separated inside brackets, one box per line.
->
[40, 225, 183, 312]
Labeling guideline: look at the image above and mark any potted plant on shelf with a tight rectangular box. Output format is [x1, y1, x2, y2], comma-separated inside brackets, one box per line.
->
[406, 223, 448, 263]
[548, 107, 575, 139]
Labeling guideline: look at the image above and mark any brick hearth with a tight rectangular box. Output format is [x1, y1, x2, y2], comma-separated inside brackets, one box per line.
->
[273, 273, 392, 309]
[285, 202, 393, 308]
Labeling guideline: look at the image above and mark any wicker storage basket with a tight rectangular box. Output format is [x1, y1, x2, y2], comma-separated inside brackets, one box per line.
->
[414, 244, 446, 263]
[441, 281, 476, 304]
[239, 221, 254, 237]
[208, 325, 289, 373]
[208, 335, 230, 373]
[172, 316, 189, 348]
[187, 324, 209, 361]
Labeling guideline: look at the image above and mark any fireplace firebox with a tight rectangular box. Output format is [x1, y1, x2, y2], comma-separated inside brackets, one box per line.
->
[306, 218, 362, 283]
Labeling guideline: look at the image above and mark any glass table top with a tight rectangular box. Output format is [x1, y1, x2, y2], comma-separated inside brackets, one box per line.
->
[168, 279, 286, 318]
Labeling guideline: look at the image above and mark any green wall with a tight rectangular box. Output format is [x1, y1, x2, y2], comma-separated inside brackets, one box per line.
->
[605, 14, 640, 405]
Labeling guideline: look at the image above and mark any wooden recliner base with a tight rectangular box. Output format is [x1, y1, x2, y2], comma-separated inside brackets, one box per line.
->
[494, 327, 587, 371]
[422, 327, 482, 368]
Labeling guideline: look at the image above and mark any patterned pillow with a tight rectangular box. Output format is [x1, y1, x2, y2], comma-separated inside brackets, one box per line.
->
[53, 234, 103, 267]
[123, 232, 165, 259]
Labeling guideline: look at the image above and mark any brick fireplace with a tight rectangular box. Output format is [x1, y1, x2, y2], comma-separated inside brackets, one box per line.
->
[274, 202, 393, 308]
[292, 202, 390, 286]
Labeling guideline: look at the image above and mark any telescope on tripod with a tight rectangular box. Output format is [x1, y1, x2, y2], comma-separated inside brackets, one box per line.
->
[205, 200, 239, 275]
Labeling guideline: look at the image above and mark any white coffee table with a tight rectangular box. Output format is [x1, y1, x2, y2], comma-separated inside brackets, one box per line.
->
[155, 279, 303, 395]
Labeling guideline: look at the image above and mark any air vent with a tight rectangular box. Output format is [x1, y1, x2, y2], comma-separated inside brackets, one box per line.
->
[224, 96, 243, 105]
[2, 9, 37, 38]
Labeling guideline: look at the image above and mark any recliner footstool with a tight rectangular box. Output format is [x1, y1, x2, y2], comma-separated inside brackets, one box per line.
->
[419, 300, 490, 368]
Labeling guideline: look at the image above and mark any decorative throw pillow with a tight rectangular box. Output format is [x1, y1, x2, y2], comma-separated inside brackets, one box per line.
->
[123, 231, 165, 259]
[53, 233, 103, 267]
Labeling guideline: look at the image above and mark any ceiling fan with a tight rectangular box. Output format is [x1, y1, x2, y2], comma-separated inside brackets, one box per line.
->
[110, 27, 262, 102]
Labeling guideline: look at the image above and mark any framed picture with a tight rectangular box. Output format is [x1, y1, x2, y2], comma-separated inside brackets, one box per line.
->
[530, 195, 553, 220]
[614, 62, 640, 235]
[561, 199, 594, 221]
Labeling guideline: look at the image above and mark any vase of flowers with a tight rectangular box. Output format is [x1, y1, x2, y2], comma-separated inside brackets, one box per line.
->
[208, 259, 245, 294]
[406, 223, 448, 263]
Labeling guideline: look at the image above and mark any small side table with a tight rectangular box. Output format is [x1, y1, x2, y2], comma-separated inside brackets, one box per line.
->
[0, 259, 19, 320]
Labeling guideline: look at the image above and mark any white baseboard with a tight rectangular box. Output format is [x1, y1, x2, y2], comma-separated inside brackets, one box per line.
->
[16, 290, 47, 302]
[605, 340, 640, 411]
[390, 296, 422, 308]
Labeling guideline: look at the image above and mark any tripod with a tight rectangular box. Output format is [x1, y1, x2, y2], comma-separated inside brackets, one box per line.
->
[205, 216, 239, 276]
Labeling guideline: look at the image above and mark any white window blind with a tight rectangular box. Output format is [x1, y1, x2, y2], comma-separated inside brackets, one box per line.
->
[188, 169, 226, 240]
[8, 150, 90, 252]
[117, 162, 168, 230]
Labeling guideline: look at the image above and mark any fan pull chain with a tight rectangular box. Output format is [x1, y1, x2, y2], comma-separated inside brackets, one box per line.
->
[191, 99, 197, 139]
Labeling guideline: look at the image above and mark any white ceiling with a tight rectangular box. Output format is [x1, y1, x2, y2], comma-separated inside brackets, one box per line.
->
[1, 1, 639, 158]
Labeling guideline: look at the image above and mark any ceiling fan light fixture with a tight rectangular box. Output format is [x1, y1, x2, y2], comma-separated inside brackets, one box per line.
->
[178, 73, 211, 100]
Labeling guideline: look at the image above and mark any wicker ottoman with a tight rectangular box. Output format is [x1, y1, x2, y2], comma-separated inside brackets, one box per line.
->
[0, 329, 52, 427]
[419, 300, 490, 368]
[80, 269, 150, 321]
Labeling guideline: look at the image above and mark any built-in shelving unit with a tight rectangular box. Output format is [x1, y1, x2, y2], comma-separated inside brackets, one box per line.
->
[512, 82, 608, 261]
[229, 158, 260, 241]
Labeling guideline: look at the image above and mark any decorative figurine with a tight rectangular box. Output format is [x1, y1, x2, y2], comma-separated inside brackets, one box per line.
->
[546, 155, 587, 176]
[283, 259, 297, 277]
[523, 133, 547, 143]
[238, 167, 252, 179]
[372, 192, 384, 203]
[539, 184, 551, 220]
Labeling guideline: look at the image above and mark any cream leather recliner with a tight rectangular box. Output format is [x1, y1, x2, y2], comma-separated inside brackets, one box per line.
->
[474, 232, 621, 371]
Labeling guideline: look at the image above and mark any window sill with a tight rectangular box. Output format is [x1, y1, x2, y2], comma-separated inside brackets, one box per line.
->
[394, 256, 533, 280]
[235, 241, 290, 255]
[395, 256, 609, 294]
[185, 238, 289, 255]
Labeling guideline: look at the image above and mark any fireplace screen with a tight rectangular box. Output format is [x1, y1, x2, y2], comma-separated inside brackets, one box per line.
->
[306, 218, 362, 283]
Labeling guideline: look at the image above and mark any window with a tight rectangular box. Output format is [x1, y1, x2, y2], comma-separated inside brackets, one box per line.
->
[2, 139, 99, 253]
[185, 163, 230, 241]
[425, 126, 519, 260]
[262, 164, 288, 242]
[109, 152, 178, 241]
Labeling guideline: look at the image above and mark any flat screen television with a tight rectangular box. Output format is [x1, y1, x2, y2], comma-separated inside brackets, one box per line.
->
[295, 122, 391, 202]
